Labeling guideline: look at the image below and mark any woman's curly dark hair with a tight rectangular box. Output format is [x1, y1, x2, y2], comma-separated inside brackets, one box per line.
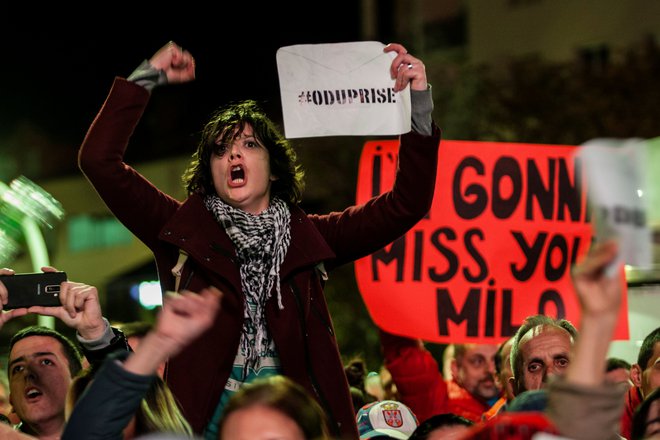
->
[182, 100, 305, 205]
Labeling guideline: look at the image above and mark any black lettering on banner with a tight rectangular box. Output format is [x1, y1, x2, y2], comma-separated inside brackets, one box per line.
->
[545, 235, 581, 281]
[404, 227, 487, 283]
[429, 228, 459, 282]
[558, 156, 583, 221]
[453, 154, 585, 222]
[511, 231, 581, 282]
[486, 283, 496, 337]
[545, 234, 568, 282]
[413, 230, 424, 281]
[370, 147, 398, 198]
[538, 289, 566, 319]
[525, 156, 583, 222]
[436, 285, 521, 337]
[463, 229, 488, 282]
[526, 158, 555, 220]
[500, 289, 521, 336]
[511, 231, 548, 281]
[453, 156, 487, 220]
[492, 156, 522, 219]
[371, 236, 405, 281]
[437, 287, 480, 336]
[371, 147, 382, 197]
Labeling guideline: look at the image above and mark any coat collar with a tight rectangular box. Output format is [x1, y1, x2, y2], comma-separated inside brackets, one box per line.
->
[159, 194, 335, 280]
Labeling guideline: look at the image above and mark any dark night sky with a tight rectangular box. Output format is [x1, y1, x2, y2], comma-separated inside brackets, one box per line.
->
[0, 5, 364, 177]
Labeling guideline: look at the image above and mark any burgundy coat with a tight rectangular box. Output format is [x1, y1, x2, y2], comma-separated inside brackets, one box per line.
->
[79, 78, 441, 439]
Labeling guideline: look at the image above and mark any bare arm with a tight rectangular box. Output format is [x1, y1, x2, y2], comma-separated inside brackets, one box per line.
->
[546, 240, 626, 440]
[567, 239, 621, 386]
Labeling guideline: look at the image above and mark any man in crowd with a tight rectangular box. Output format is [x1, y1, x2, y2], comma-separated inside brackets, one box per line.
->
[605, 357, 633, 388]
[7, 326, 83, 438]
[1, 267, 127, 438]
[379, 330, 501, 423]
[632, 327, 660, 399]
[482, 336, 514, 419]
[621, 326, 660, 439]
[508, 314, 578, 396]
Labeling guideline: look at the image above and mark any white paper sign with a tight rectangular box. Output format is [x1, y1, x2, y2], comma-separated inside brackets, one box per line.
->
[577, 138, 652, 272]
[276, 41, 411, 138]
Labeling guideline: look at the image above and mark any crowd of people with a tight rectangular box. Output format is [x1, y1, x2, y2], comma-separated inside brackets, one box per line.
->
[0, 39, 658, 440]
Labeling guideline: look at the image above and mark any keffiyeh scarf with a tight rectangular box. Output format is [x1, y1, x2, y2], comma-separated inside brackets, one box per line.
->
[204, 195, 291, 368]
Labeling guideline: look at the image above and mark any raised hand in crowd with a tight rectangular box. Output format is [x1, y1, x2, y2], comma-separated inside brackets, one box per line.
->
[545, 239, 626, 440]
[122, 287, 222, 376]
[384, 42, 428, 92]
[61, 287, 221, 440]
[148, 41, 196, 84]
[568, 239, 622, 386]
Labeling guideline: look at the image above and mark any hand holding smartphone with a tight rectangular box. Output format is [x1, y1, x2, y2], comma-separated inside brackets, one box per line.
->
[0, 272, 67, 309]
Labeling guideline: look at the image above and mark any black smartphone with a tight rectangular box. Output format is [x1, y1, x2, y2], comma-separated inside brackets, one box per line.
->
[1, 272, 66, 309]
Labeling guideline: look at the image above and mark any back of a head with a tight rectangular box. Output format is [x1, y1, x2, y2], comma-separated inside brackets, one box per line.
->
[605, 357, 634, 388]
[494, 338, 514, 377]
[507, 389, 548, 413]
[135, 377, 192, 437]
[0, 369, 11, 416]
[459, 412, 559, 440]
[637, 327, 660, 369]
[606, 357, 632, 372]
[408, 413, 473, 440]
[66, 366, 192, 438]
[219, 375, 330, 440]
[113, 321, 153, 339]
[345, 357, 378, 411]
[66, 367, 95, 418]
[345, 356, 368, 390]
[631, 387, 660, 440]
[134, 434, 204, 440]
[357, 400, 419, 439]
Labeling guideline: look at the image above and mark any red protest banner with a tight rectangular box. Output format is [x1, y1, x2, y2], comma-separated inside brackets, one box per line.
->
[355, 139, 629, 343]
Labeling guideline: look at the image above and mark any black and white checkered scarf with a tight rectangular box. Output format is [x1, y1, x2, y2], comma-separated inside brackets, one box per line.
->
[204, 195, 291, 368]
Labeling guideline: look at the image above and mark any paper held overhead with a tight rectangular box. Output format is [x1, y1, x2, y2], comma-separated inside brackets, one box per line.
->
[276, 41, 411, 138]
[576, 138, 655, 277]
